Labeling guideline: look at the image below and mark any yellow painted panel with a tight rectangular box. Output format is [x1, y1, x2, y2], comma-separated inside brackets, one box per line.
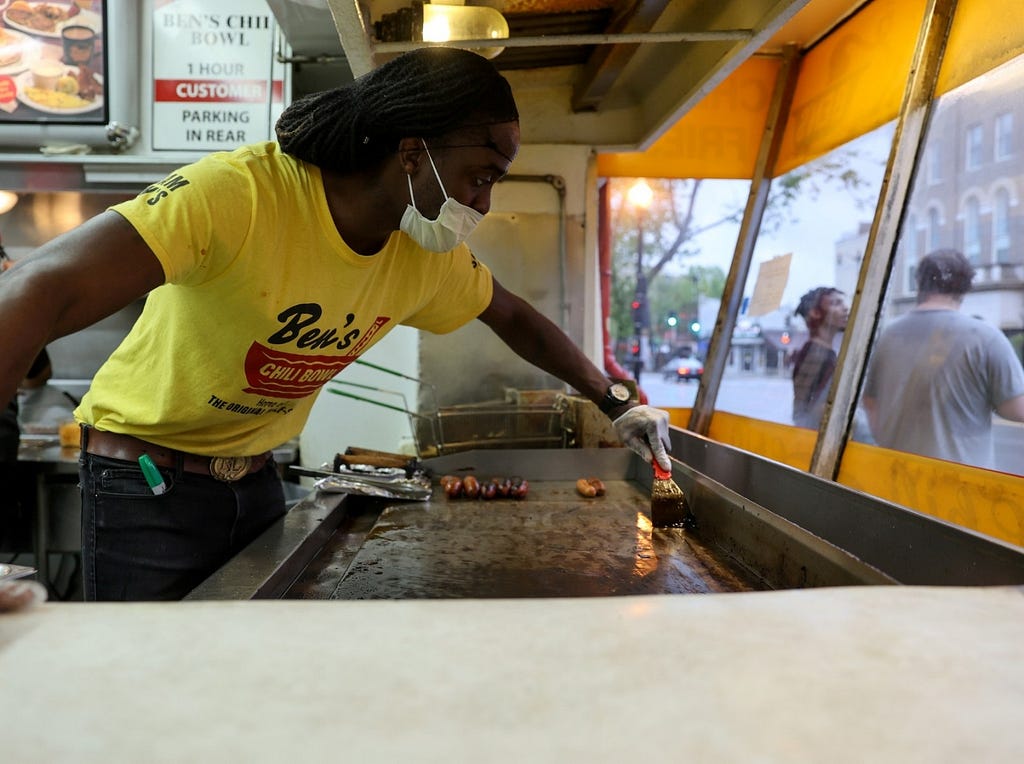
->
[705, 411, 815, 471]
[669, 411, 1024, 548]
[662, 407, 692, 429]
[596, 57, 780, 180]
[838, 442, 1024, 548]
[937, 0, 1024, 93]
[774, 0, 924, 174]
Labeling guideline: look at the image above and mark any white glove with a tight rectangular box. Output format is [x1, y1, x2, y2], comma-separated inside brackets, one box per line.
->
[0, 579, 47, 612]
[612, 405, 672, 472]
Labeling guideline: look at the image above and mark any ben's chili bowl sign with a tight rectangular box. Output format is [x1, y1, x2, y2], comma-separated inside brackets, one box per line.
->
[151, 0, 282, 151]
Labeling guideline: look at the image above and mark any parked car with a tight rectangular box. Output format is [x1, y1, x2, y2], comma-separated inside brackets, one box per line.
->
[662, 353, 704, 382]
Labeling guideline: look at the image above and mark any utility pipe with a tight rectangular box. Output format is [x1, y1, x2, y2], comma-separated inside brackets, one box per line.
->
[598, 179, 647, 403]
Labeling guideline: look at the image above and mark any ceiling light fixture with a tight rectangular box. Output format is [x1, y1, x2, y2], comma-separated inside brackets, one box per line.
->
[421, 1, 509, 60]
[0, 190, 18, 216]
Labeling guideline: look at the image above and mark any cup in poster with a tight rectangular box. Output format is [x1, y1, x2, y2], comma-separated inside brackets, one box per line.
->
[61, 24, 95, 66]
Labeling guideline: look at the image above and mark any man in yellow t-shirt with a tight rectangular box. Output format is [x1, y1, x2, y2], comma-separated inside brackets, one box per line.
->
[0, 48, 672, 601]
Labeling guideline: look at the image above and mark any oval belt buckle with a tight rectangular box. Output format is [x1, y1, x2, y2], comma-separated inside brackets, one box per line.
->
[209, 455, 251, 482]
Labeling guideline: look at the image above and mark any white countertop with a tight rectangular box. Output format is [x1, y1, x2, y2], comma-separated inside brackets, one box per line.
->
[2, 585, 1023, 762]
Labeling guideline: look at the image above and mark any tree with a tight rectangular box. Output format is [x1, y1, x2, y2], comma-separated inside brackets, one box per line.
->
[608, 149, 876, 358]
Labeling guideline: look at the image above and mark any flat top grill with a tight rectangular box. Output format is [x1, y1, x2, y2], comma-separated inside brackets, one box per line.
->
[289, 478, 762, 600]
[190, 443, 1024, 602]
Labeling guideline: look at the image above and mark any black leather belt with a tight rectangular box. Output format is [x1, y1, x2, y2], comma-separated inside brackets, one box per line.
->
[83, 427, 271, 482]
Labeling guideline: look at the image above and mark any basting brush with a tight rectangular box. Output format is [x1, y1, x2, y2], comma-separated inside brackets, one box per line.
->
[651, 461, 696, 529]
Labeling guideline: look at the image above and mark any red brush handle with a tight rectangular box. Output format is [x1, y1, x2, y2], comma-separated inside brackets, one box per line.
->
[652, 462, 672, 480]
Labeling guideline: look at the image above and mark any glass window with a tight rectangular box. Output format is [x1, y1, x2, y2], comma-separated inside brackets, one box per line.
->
[996, 112, 1013, 160]
[962, 195, 982, 262]
[927, 206, 943, 249]
[859, 55, 1024, 478]
[993, 187, 1012, 261]
[927, 142, 942, 183]
[965, 123, 984, 170]
[607, 177, 748, 411]
[902, 214, 918, 292]
[705, 123, 893, 440]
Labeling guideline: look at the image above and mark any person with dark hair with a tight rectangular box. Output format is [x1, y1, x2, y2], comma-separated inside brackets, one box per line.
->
[0, 48, 672, 601]
[791, 286, 848, 430]
[862, 249, 1024, 470]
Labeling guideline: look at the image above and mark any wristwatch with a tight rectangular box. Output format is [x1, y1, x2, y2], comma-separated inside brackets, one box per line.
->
[599, 382, 632, 415]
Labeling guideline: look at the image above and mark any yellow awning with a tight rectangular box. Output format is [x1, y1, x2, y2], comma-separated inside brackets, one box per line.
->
[598, 0, 1024, 179]
[597, 56, 781, 180]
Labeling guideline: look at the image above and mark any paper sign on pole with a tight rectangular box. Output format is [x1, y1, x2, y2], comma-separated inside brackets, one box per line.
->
[746, 253, 792, 317]
[151, 0, 286, 151]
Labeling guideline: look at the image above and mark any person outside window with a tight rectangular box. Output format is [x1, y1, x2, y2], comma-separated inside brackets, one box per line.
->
[862, 249, 1024, 470]
[791, 286, 849, 430]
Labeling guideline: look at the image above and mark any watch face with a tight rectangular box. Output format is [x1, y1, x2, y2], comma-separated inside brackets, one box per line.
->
[609, 383, 630, 402]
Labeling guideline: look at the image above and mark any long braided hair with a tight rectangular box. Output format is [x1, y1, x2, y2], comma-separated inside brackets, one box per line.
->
[276, 48, 519, 174]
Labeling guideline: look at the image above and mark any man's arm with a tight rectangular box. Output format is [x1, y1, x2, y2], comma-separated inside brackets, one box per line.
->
[477, 277, 632, 418]
[0, 211, 165, 408]
[478, 277, 673, 470]
[21, 348, 52, 390]
[996, 394, 1024, 422]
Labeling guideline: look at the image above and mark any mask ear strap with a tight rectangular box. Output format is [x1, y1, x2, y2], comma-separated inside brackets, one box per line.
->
[420, 139, 449, 199]
[406, 174, 417, 208]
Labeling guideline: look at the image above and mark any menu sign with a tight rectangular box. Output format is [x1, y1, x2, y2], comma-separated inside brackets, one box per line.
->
[151, 0, 284, 151]
[0, 0, 106, 123]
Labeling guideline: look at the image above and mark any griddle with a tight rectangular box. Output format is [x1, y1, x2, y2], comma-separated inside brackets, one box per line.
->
[190, 447, 910, 600]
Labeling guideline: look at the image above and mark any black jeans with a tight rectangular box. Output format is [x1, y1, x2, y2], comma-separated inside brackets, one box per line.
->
[80, 451, 286, 601]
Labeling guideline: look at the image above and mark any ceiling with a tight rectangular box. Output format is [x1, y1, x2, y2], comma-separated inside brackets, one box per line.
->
[267, 0, 866, 150]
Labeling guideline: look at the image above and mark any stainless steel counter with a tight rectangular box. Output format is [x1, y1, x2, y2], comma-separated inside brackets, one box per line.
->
[190, 439, 1024, 601]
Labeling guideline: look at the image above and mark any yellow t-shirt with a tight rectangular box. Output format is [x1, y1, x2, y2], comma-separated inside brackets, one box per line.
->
[76, 142, 493, 456]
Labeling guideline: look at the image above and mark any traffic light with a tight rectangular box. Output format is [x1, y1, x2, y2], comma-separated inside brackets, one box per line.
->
[689, 320, 701, 336]
[630, 299, 640, 328]
[630, 340, 641, 358]
[666, 311, 678, 327]
[630, 294, 649, 329]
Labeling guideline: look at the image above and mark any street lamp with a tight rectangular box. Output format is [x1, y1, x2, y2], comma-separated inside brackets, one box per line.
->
[627, 179, 653, 381]
[690, 271, 701, 342]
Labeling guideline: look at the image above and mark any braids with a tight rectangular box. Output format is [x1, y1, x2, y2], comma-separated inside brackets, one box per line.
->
[276, 48, 519, 173]
[795, 286, 842, 331]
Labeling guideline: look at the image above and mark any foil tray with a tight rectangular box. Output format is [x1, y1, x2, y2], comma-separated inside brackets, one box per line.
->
[0, 564, 36, 582]
[290, 464, 432, 501]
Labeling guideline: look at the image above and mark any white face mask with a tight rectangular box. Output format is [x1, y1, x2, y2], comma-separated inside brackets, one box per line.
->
[399, 141, 484, 252]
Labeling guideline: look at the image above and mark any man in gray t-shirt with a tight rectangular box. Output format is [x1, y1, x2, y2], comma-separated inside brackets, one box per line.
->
[862, 249, 1024, 471]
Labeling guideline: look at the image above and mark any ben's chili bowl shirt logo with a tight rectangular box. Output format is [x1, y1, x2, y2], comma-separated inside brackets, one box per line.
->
[243, 304, 390, 399]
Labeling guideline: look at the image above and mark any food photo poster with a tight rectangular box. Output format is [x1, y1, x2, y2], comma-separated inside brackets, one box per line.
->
[0, 0, 105, 123]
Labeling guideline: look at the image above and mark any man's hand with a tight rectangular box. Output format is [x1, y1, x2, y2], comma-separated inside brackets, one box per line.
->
[612, 405, 672, 471]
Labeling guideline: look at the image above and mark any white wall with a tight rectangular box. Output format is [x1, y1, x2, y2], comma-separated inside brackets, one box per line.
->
[299, 326, 421, 468]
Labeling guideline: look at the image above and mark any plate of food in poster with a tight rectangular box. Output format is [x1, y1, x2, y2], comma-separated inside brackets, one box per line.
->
[15, 62, 102, 114]
[0, 26, 39, 76]
[3, 1, 102, 39]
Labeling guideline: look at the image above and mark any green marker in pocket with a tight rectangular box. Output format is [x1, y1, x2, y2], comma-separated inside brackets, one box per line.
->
[138, 454, 168, 495]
